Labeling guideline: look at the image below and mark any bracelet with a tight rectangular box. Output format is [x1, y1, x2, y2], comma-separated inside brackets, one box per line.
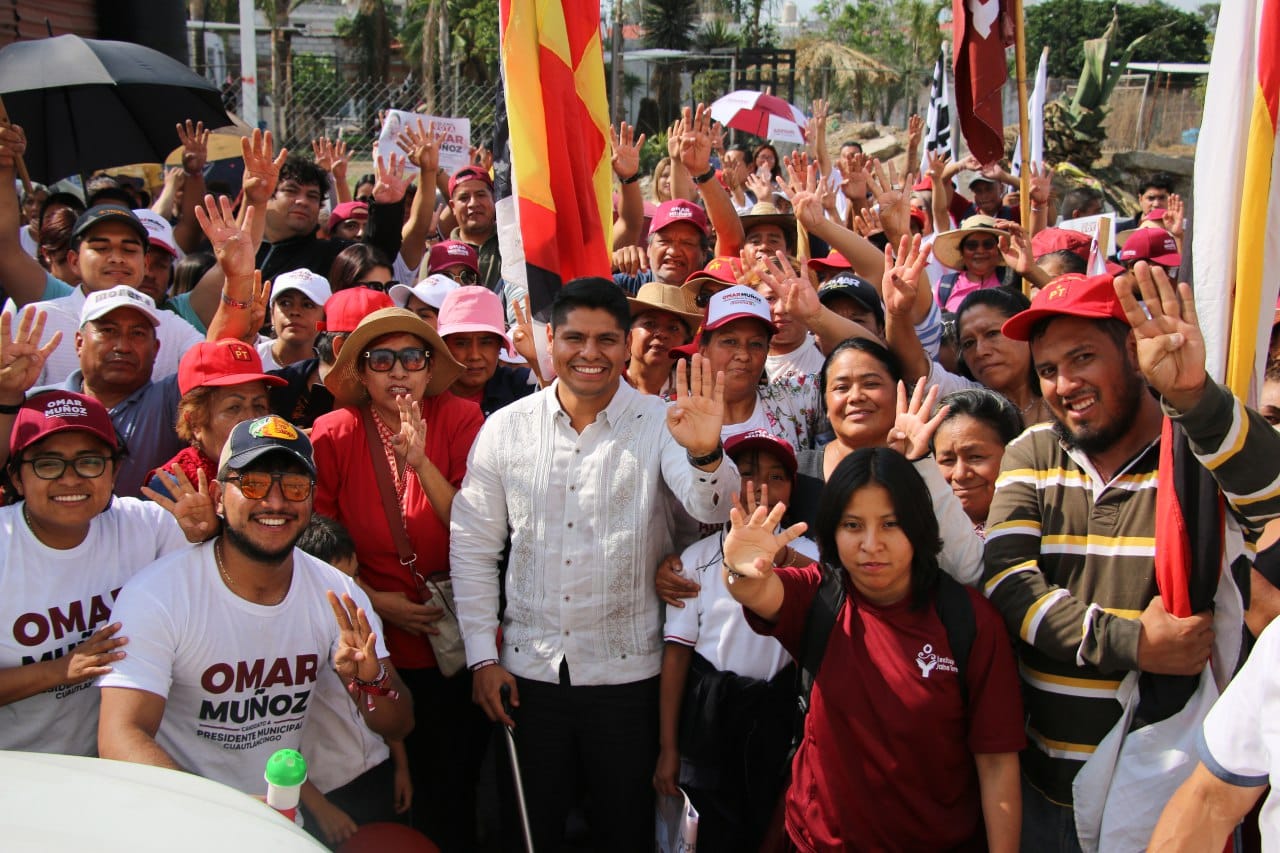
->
[723, 561, 748, 585]
[0, 395, 24, 415]
[347, 663, 399, 711]
[220, 292, 251, 310]
[619, 171, 641, 185]
[687, 443, 724, 467]
[469, 659, 498, 672]
[692, 167, 717, 185]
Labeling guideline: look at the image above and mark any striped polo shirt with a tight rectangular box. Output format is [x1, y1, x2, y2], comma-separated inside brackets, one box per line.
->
[983, 383, 1280, 805]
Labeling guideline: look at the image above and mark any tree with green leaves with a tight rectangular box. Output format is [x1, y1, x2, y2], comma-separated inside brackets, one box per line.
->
[643, 0, 697, 125]
[1025, 0, 1209, 79]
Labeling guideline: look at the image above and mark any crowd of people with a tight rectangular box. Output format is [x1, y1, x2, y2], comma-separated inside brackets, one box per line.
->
[2, 95, 1280, 853]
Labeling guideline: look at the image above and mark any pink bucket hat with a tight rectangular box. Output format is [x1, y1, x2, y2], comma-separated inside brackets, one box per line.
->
[436, 286, 514, 353]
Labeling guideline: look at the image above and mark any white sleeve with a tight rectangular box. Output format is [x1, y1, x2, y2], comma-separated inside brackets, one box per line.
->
[1199, 618, 1277, 787]
[914, 457, 983, 587]
[926, 360, 983, 397]
[659, 428, 741, 525]
[98, 577, 179, 699]
[135, 500, 194, 558]
[662, 540, 712, 646]
[449, 420, 509, 666]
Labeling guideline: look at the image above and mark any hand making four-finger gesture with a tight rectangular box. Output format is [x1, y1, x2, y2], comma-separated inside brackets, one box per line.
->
[667, 353, 726, 462]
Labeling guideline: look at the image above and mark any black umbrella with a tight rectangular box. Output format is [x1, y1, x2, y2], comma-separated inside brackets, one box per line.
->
[0, 35, 233, 184]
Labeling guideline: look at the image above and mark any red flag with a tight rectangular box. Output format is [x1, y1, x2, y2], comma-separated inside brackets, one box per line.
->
[500, 0, 612, 313]
[952, 0, 1013, 165]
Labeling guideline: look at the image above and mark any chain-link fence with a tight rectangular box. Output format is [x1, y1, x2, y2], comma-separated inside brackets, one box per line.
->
[203, 57, 503, 159]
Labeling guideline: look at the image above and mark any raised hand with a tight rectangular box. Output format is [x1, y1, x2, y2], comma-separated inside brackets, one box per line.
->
[665, 119, 683, 160]
[853, 206, 885, 239]
[745, 171, 773, 202]
[868, 159, 912, 240]
[1027, 161, 1052, 208]
[722, 499, 807, 579]
[709, 120, 726, 156]
[373, 152, 410, 204]
[667, 353, 725, 458]
[906, 114, 924, 151]
[1114, 262, 1207, 411]
[887, 378, 948, 459]
[195, 194, 258, 280]
[240, 128, 287, 208]
[1162, 194, 1185, 239]
[246, 270, 272, 336]
[0, 307, 62, 400]
[926, 149, 950, 181]
[509, 296, 541, 377]
[780, 158, 829, 232]
[177, 119, 209, 175]
[328, 591, 381, 682]
[882, 233, 930, 318]
[610, 121, 646, 180]
[311, 137, 336, 173]
[0, 122, 27, 172]
[761, 250, 821, 327]
[678, 103, 714, 176]
[996, 223, 1034, 274]
[140, 466, 218, 543]
[397, 119, 446, 176]
[470, 145, 494, 171]
[391, 394, 427, 470]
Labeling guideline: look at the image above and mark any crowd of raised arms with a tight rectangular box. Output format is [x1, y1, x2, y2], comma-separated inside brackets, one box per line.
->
[2, 99, 1280, 853]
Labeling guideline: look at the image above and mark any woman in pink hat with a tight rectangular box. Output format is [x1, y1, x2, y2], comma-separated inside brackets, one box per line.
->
[144, 339, 286, 498]
[436, 286, 536, 418]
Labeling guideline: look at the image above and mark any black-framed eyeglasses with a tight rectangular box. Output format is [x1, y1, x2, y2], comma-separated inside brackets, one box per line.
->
[357, 280, 398, 293]
[444, 268, 478, 285]
[363, 347, 430, 372]
[22, 455, 112, 480]
[224, 471, 315, 501]
[961, 238, 998, 251]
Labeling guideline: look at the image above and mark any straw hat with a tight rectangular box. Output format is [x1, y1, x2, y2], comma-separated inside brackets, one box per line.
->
[324, 307, 464, 406]
[627, 282, 703, 328]
[931, 214, 1006, 270]
[739, 201, 796, 240]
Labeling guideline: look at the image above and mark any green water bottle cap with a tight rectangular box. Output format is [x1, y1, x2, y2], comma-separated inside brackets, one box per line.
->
[264, 749, 308, 787]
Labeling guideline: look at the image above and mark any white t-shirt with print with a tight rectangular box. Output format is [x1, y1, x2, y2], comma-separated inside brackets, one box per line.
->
[0, 499, 189, 755]
[663, 530, 819, 680]
[100, 543, 386, 796]
[765, 333, 825, 385]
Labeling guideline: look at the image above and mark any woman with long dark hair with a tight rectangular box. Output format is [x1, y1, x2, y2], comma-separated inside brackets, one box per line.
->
[722, 447, 1025, 852]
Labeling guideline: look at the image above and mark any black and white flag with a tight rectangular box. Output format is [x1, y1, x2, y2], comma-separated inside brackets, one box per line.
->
[925, 44, 958, 161]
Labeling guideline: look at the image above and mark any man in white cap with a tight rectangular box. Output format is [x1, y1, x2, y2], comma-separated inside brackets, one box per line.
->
[28, 287, 185, 497]
[258, 268, 332, 372]
[132, 208, 183, 308]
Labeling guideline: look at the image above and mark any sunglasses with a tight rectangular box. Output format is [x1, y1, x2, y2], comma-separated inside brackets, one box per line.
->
[23, 455, 112, 480]
[961, 238, 998, 251]
[443, 268, 478, 285]
[363, 347, 431, 372]
[224, 471, 315, 501]
[357, 280, 398, 293]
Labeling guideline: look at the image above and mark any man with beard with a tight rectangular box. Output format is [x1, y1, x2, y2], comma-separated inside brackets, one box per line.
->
[983, 269, 1280, 849]
[98, 415, 413, 796]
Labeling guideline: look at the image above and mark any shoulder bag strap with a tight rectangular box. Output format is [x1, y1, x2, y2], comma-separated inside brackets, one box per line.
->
[358, 404, 417, 571]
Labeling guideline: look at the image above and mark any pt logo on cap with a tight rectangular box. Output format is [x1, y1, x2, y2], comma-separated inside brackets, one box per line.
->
[228, 343, 252, 362]
[1046, 282, 1070, 300]
[249, 416, 298, 441]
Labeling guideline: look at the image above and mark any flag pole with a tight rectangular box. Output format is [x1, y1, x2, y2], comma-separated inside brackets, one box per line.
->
[1012, 0, 1031, 236]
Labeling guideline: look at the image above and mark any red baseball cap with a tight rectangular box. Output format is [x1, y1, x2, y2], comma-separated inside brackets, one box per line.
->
[178, 339, 287, 396]
[1031, 227, 1092, 260]
[1118, 228, 1181, 267]
[10, 391, 118, 457]
[326, 201, 368, 233]
[909, 208, 927, 229]
[724, 428, 798, 479]
[807, 251, 851, 273]
[448, 165, 493, 197]
[912, 175, 933, 192]
[683, 256, 741, 288]
[1001, 273, 1127, 342]
[427, 240, 480, 275]
[648, 199, 709, 237]
[318, 288, 395, 334]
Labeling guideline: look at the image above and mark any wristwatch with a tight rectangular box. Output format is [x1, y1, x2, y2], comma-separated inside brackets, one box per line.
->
[687, 443, 724, 467]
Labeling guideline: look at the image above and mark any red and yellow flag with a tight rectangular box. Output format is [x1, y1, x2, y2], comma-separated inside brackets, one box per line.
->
[1193, 0, 1280, 400]
[500, 0, 612, 313]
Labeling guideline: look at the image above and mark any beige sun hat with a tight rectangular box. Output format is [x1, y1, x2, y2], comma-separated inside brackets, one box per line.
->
[931, 214, 1006, 270]
[324, 307, 465, 406]
[627, 281, 703, 328]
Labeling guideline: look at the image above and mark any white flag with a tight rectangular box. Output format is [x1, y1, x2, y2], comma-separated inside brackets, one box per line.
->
[1013, 47, 1049, 174]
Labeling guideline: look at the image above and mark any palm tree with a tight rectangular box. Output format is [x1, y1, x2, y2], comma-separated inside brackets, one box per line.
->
[643, 0, 696, 125]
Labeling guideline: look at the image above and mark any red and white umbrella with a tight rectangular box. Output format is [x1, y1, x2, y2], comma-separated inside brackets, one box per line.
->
[709, 90, 808, 144]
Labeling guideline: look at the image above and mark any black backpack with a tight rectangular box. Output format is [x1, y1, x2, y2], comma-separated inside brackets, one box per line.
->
[791, 567, 977, 755]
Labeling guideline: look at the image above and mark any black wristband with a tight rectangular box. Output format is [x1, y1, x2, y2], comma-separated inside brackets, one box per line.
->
[619, 171, 641, 185]
[687, 443, 724, 467]
[0, 396, 24, 415]
[692, 167, 717, 185]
